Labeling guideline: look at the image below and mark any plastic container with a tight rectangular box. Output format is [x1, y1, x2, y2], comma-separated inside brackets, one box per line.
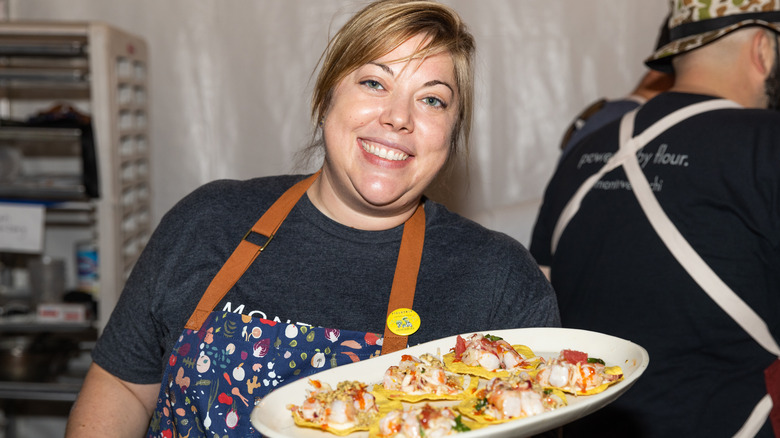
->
[75, 239, 99, 295]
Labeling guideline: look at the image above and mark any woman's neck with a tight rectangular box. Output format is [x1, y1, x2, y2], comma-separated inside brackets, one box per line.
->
[306, 176, 420, 231]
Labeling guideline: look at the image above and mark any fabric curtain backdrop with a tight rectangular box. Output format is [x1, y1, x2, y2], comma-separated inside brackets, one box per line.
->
[7, 0, 666, 246]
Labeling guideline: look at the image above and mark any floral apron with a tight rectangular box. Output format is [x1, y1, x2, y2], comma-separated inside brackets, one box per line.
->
[147, 171, 425, 437]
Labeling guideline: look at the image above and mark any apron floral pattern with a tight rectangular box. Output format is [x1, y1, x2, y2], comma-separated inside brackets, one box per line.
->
[148, 311, 382, 437]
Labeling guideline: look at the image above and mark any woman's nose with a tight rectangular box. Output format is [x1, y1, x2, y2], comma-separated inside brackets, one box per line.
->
[379, 94, 414, 132]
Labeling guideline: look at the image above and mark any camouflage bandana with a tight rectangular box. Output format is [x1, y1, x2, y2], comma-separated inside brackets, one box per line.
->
[646, 0, 780, 72]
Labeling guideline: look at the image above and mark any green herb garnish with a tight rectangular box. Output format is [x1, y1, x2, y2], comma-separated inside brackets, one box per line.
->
[587, 357, 605, 365]
[453, 415, 471, 432]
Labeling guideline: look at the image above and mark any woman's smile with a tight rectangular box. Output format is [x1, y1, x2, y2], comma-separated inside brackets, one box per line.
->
[359, 139, 410, 162]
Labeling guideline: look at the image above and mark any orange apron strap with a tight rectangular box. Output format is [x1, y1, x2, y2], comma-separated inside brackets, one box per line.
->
[184, 171, 320, 330]
[184, 169, 426, 356]
[381, 203, 425, 355]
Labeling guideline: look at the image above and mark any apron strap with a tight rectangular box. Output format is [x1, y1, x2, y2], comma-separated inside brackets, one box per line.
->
[551, 98, 779, 435]
[184, 171, 320, 330]
[618, 108, 780, 357]
[382, 203, 425, 355]
[733, 394, 774, 438]
[616, 104, 780, 437]
[184, 170, 426, 358]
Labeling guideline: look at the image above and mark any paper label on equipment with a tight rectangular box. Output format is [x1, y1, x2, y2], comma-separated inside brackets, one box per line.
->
[0, 203, 45, 253]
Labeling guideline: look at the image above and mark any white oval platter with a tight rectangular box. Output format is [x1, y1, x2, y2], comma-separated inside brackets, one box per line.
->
[251, 327, 649, 438]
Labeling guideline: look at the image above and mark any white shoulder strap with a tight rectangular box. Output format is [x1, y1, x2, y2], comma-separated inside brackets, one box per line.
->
[551, 99, 742, 254]
[618, 103, 780, 357]
[618, 102, 779, 437]
[733, 394, 773, 438]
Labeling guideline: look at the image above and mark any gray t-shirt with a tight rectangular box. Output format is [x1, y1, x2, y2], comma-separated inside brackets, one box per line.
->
[93, 174, 560, 383]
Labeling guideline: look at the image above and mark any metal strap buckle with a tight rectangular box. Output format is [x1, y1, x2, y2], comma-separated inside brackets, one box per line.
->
[242, 229, 274, 252]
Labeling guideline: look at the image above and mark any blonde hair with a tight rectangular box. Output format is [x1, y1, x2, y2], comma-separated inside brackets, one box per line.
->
[302, 0, 475, 170]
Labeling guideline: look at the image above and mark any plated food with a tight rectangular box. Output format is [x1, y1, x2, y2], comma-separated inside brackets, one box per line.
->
[534, 349, 623, 395]
[370, 404, 480, 438]
[290, 380, 402, 435]
[286, 332, 625, 436]
[457, 373, 566, 424]
[372, 353, 479, 402]
[443, 333, 540, 379]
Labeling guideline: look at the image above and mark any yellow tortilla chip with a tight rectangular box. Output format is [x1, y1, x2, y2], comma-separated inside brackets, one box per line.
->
[513, 344, 537, 359]
[371, 373, 479, 402]
[455, 397, 515, 425]
[290, 390, 403, 435]
[443, 344, 540, 379]
[543, 366, 624, 396]
[456, 388, 567, 425]
[368, 405, 486, 438]
[291, 410, 364, 436]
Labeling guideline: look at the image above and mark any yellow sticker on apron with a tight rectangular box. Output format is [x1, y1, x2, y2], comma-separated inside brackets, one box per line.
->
[386, 308, 420, 336]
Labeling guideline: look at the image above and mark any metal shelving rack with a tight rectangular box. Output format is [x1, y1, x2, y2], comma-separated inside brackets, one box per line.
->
[0, 21, 151, 332]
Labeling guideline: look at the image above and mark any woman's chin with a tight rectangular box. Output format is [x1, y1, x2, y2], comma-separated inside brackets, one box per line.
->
[357, 190, 418, 214]
[355, 181, 405, 203]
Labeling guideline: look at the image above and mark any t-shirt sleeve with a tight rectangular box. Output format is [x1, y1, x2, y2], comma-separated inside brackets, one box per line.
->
[90, 183, 218, 384]
[90, 199, 194, 383]
[91, 222, 171, 383]
[493, 238, 561, 328]
[454, 227, 560, 330]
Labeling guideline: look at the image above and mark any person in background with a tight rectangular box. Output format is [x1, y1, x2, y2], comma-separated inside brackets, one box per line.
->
[530, 1, 780, 436]
[65, 1, 560, 436]
[558, 70, 673, 159]
[558, 16, 674, 161]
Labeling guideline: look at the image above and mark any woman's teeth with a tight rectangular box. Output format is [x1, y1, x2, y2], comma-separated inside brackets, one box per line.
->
[361, 140, 409, 161]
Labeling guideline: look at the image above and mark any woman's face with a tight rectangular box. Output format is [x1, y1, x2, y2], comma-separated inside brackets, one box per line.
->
[317, 34, 458, 228]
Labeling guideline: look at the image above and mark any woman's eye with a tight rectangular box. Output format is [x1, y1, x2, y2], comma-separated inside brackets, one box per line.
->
[422, 96, 446, 108]
[361, 80, 383, 90]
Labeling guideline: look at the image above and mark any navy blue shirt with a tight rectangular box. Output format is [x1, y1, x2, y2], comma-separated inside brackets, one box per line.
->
[531, 92, 780, 437]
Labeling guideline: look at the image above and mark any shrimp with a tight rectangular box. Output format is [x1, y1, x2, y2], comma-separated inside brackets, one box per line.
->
[457, 334, 502, 370]
[536, 362, 573, 388]
[460, 347, 501, 371]
[495, 339, 526, 370]
[378, 404, 463, 437]
[475, 374, 564, 421]
[382, 354, 461, 395]
[534, 350, 622, 394]
[484, 377, 544, 419]
[327, 399, 356, 428]
[455, 333, 530, 372]
[292, 380, 378, 430]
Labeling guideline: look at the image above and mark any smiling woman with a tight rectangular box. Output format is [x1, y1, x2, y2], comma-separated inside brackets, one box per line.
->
[305, 0, 475, 230]
[64, 1, 560, 437]
[311, 34, 459, 229]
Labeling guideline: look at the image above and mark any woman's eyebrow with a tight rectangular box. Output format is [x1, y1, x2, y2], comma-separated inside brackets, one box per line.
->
[368, 61, 454, 94]
[424, 80, 454, 94]
[369, 61, 394, 75]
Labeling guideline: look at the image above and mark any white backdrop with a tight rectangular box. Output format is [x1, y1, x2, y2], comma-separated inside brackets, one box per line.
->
[9, 0, 667, 246]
